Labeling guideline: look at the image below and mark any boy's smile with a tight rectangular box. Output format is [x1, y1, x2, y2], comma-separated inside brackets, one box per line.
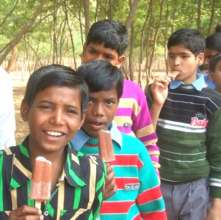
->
[83, 89, 119, 137]
[81, 43, 125, 67]
[21, 86, 84, 154]
[168, 45, 204, 84]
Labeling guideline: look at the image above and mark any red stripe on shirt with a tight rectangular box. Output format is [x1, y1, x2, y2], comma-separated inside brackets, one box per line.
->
[137, 186, 162, 204]
[142, 211, 167, 220]
[110, 155, 143, 168]
[100, 201, 134, 213]
[115, 177, 139, 189]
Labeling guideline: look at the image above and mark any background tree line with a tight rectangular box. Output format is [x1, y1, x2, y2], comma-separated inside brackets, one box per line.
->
[0, 0, 221, 84]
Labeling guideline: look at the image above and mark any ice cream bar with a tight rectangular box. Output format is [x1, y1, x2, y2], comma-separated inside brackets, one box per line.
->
[98, 130, 115, 162]
[167, 71, 180, 80]
[30, 156, 52, 203]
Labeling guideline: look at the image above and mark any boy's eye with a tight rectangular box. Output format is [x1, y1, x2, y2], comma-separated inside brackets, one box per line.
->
[105, 99, 116, 106]
[38, 104, 52, 110]
[168, 54, 175, 59]
[88, 48, 97, 54]
[104, 54, 113, 60]
[181, 55, 189, 58]
[66, 107, 79, 115]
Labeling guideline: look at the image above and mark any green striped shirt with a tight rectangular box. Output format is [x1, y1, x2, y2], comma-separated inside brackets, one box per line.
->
[0, 138, 105, 219]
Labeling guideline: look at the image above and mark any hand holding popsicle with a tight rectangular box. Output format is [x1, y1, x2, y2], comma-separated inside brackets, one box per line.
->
[103, 163, 117, 199]
[30, 156, 52, 209]
[8, 205, 43, 220]
[98, 130, 116, 198]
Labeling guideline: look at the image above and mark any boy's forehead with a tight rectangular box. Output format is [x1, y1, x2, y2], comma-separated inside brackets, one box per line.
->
[85, 42, 118, 54]
[168, 44, 194, 55]
[89, 89, 118, 98]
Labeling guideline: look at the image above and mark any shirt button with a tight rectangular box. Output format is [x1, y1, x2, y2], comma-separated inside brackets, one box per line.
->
[44, 210, 49, 216]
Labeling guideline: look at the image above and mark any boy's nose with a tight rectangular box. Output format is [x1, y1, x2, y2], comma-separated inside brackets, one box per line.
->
[93, 104, 104, 116]
[174, 57, 181, 65]
[95, 53, 104, 61]
[50, 110, 64, 125]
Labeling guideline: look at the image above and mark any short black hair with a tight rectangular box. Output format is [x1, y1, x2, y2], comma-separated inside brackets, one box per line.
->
[167, 28, 205, 55]
[23, 64, 89, 114]
[209, 54, 221, 73]
[76, 60, 123, 99]
[85, 19, 128, 55]
[206, 25, 221, 53]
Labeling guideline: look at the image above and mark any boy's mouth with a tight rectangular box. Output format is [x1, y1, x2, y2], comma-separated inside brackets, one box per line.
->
[44, 130, 65, 137]
[88, 121, 106, 130]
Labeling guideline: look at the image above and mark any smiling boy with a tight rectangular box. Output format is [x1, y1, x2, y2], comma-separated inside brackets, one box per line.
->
[0, 64, 106, 219]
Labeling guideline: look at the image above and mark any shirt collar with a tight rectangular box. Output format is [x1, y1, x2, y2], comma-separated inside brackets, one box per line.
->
[71, 122, 122, 151]
[170, 74, 207, 91]
[9, 138, 86, 191]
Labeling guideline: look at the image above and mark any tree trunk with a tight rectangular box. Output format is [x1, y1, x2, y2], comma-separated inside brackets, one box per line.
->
[5, 47, 17, 72]
[207, 0, 216, 34]
[196, 0, 202, 30]
[125, 0, 139, 29]
[82, 0, 90, 37]
[52, 0, 58, 63]
[126, 0, 139, 81]
[64, 0, 77, 69]
[138, 0, 152, 85]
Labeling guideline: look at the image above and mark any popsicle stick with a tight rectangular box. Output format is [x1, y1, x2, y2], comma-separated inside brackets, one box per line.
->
[35, 201, 41, 210]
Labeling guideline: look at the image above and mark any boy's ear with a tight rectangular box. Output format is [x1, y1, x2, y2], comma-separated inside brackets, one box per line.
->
[116, 55, 125, 68]
[196, 52, 204, 65]
[20, 99, 30, 121]
[78, 113, 86, 129]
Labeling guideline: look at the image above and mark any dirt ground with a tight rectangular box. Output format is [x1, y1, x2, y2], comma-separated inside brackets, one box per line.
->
[14, 85, 29, 143]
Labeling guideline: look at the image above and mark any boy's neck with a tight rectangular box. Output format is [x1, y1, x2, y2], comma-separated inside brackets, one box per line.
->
[177, 74, 197, 84]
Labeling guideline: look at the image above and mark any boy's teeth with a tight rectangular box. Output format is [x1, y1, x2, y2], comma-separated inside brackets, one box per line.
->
[46, 131, 63, 137]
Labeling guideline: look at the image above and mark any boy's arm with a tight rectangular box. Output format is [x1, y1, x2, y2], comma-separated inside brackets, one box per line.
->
[206, 198, 221, 220]
[206, 108, 221, 219]
[130, 83, 160, 170]
[136, 143, 167, 219]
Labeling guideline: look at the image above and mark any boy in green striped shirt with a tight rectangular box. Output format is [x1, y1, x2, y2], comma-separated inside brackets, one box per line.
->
[149, 28, 221, 220]
[0, 64, 106, 219]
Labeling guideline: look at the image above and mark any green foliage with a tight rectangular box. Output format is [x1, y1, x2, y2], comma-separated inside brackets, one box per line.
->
[1, 0, 221, 73]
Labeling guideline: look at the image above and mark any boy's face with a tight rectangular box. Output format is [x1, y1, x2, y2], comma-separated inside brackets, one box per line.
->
[21, 86, 84, 154]
[82, 88, 119, 137]
[81, 42, 125, 68]
[168, 44, 204, 83]
[204, 49, 219, 65]
[211, 60, 221, 90]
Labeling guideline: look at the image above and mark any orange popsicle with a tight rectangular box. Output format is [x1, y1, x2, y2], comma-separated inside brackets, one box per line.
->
[167, 71, 180, 80]
[98, 130, 115, 162]
[30, 156, 52, 205]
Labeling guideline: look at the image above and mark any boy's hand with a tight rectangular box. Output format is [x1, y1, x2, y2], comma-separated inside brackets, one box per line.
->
[9, 205, 43, 220]
[150, 77, 170, 107]
[206, 198, 221, 220]
[149, 77, 170, 129]
[103, 163, 117, 199]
